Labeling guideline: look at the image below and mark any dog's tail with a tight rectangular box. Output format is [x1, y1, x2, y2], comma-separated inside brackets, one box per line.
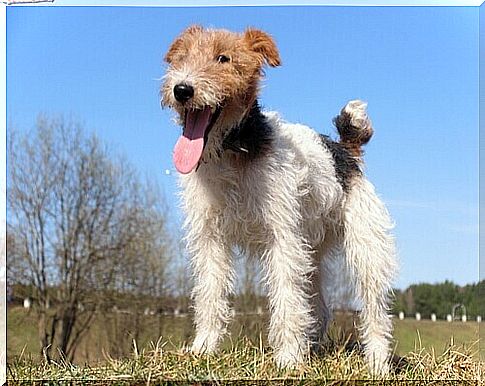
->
[333, 100, 374, 158]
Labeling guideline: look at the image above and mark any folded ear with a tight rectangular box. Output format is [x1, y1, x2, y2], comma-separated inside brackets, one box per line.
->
[244, 28, 281, 67]
[164, 25, 203, 64]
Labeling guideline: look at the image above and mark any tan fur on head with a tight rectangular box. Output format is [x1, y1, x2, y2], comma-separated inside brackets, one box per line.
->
[164, 25, 204, 64]
[161, 25, 281, 159]
[244, 27, 281, 67]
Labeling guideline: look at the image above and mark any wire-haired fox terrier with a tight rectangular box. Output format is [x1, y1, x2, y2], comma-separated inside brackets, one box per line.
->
[161, 25, 398, 375]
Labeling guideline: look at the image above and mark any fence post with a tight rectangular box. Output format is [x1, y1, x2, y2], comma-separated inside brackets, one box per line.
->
[23, 298, 31, 309]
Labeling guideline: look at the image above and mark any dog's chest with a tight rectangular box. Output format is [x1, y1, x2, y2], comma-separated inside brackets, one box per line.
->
[200, 159, 273, 247]
[213, 163, 265, 215]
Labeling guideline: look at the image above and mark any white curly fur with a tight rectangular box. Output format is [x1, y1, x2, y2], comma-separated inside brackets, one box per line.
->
[176, 101, 397, 375]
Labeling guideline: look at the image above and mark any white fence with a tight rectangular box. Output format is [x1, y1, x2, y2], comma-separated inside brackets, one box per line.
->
[18, 299, 485, 323]
[396, 311, 482, 323]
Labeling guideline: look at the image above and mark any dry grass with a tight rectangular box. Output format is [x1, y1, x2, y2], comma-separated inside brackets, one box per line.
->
[8, 338, 483, 385]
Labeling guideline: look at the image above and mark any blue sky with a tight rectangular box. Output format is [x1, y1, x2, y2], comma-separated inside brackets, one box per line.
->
[7, 5, 479, 289]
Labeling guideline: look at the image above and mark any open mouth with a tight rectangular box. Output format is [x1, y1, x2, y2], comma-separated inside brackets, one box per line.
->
[173, 106, 222, 174]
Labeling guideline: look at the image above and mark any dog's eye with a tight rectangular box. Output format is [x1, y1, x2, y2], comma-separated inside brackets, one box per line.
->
[217, 55, 231, 63]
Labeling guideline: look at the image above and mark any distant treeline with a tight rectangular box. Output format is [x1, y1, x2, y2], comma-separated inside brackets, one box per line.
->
[11, 280, 484, 319]
[392, 280, 484, 319]
[8, 282, 266, 315]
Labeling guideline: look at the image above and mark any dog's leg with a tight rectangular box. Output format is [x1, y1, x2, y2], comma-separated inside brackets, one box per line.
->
[188, 220, 234, 354]
[262, 220, 316, 367]
[310, 244, 332, 349]
[341, 177, 397, 376]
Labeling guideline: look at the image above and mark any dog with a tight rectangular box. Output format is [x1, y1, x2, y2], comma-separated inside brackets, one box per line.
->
[161, 25, 398, 375]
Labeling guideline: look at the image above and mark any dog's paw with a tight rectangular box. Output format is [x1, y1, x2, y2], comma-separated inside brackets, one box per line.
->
[365, 349, 391, 377]
[368, 359, 390, 377]
[273, 348, 304, 369]
[190, 340, 209, 355]
[191, 332, 220, 355]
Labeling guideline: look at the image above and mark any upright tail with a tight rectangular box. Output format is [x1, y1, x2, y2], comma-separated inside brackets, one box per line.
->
[333, 100, 374, 158]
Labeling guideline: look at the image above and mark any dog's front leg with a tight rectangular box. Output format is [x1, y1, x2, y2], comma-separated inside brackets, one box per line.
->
[189, 220, 234, 355]
[263, 226, 316, 368]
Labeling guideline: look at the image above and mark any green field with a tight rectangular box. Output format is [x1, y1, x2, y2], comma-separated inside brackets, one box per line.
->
[393, 318, 481, 358]
[8, 306, 482, 364]
[8, 306, 483, 383]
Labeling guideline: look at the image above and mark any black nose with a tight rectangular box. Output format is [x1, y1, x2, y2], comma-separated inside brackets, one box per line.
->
[173, 84, 194, 103]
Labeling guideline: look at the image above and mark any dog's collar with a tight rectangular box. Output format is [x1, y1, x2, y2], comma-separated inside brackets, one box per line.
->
[222, 125, 250, 154]
[221, 101, 269, 156]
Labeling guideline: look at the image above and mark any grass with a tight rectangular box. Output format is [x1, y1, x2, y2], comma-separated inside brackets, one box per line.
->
[8, 307, 482, 361]
[7, 307, 484, 383]
[8, 338, 483, 384]
[393, 319, 482, 358]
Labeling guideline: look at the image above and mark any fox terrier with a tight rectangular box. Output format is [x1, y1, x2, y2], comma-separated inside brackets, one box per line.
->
[161, 25, 398, 375]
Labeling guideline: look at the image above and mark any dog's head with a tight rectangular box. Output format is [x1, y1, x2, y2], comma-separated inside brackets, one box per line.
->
[161, 25, 281, 174]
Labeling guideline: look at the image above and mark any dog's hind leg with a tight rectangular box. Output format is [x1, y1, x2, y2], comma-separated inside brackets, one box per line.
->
[341, 177, 398, 375]
[310, 243, 333, 349]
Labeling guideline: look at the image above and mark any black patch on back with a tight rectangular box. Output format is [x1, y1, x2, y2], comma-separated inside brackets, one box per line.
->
[319, 134, 361, 192]
[222, 101, 273, 159]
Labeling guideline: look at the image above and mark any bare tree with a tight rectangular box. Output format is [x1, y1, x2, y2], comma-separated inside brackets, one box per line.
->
[7, 116, 173, 361]
[117, 180, 172, 299]
[109, 180, 173, 350]
[6, 227, 30, 287]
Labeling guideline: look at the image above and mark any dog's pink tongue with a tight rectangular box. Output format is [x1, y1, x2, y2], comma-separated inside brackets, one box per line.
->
[173, 107, 212, 174]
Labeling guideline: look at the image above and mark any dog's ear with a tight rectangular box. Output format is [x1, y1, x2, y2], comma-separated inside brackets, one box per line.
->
[244, 28, 281, 67]
[164, 25, 203, 64]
